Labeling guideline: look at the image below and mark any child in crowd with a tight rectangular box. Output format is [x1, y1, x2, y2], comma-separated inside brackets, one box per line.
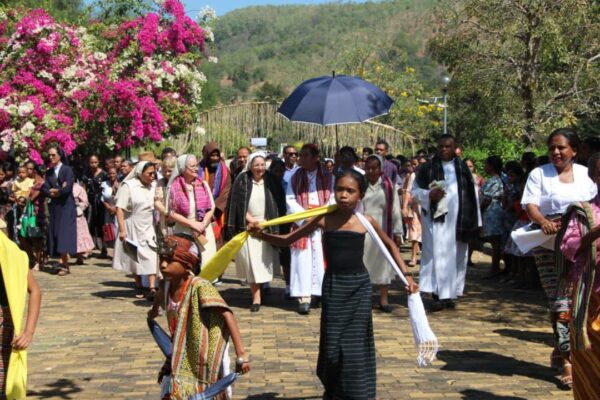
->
[249, 169, 418, 400]
[148, 235, 250, 400]
[11, 166, 34, 202]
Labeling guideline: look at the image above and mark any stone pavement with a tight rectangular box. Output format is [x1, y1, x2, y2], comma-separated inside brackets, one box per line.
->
[26, 248, 573, 400]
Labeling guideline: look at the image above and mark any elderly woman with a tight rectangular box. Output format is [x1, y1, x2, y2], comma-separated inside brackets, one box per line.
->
[226, 152, 286, 312]
[363, 154, 403, 312]
[113, 161, 158, 299]
[521, 128, 597, 387]
[42, 145, 77, 276]
[558, 153, 600, 399]
[167, 155, 216, 271]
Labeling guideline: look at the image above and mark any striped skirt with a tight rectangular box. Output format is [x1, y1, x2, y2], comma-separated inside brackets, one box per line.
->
[317, 272, 376, 400]
[572, 289, 600, 400]
[0, 306, 14, 397]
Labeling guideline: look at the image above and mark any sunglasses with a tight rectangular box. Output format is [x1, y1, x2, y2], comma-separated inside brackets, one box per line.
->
[285, 152, 298, 156]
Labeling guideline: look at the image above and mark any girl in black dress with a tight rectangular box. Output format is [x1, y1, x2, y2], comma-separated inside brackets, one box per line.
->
[83, 155, 108, 257]
[250, 169, 418, 400]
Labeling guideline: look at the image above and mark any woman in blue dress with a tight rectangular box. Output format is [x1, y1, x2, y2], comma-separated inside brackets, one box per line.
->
[480, 155, 506, 277]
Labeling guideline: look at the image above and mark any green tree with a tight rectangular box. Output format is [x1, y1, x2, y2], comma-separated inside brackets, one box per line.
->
[428, 0, 600, 147]
[254, 81, 286, 102]
[89, 0, 155, 25]
[1, 0, 86, 23]
[337, 46, 443, 147]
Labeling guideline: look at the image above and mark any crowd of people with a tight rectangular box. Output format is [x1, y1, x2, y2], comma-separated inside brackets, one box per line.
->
[0, 130, 599, 399]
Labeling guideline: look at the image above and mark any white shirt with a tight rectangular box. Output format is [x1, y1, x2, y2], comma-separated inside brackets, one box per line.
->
[54, 162, 62, 179]
[521, 163, 597, 216]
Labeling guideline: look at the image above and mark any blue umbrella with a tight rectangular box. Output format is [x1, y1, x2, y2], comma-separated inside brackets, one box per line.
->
[277, 72, 393, 148]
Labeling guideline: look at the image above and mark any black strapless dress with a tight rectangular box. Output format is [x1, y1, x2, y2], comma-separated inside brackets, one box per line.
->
[317, 231, 376, 400]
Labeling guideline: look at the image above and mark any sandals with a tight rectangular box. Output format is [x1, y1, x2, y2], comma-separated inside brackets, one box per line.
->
[408, 260, 417, 267]
[57, 265, 70, 276]
[135, 287, 145, 299]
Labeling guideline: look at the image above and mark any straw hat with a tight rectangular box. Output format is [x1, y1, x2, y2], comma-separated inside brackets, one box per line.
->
[137, 151, 159, 164]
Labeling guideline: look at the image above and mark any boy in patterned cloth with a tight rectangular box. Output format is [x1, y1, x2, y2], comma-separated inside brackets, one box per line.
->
[148, 235, 250, 400]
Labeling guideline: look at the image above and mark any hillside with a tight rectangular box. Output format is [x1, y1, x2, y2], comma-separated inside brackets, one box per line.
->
[212, 0, 439, 101]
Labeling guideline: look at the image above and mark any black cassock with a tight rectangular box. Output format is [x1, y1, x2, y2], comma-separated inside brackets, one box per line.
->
[42, 164, 77, 255]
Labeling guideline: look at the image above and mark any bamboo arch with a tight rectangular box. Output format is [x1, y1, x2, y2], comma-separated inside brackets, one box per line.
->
[170, 101, 416, 157]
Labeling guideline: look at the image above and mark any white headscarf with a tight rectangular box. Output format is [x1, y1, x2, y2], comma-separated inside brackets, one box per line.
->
[165, 154, 196, 214]
[123, 161, 151, 183]
[243, 151, 267, 173]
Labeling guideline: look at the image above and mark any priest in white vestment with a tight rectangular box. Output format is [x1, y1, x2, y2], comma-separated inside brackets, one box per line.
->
[286, 144, 334, 315]
[412, 135, 480, 310]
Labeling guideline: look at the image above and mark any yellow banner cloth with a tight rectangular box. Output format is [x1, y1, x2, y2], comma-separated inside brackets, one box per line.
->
[0, 231, 28, 399]
[200, 204, 337, 281]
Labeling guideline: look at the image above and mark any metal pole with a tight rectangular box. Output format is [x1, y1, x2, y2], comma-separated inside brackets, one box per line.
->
[443, 89, 448, 135]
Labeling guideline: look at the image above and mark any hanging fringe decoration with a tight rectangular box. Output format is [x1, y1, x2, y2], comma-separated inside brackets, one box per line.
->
[355, 212, 439, 367]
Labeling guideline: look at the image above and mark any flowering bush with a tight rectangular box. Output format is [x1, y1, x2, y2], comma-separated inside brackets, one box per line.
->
[0, 0, 216, 162]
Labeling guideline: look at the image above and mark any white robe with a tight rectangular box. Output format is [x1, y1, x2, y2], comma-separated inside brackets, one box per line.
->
[412, 160, 469, 300]
[362, 177, 403, 285]
[112, 180, 158, 276]
[286, 169, 333, 298]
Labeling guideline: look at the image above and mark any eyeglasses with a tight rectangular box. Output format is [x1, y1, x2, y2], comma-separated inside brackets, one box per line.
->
[186, 164, 199, 170]
[285, 152, 298, 156]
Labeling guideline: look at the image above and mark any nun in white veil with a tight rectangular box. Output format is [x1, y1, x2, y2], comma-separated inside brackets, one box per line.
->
[225, 152, 286, 311]
[165, 154, 216, 270]
[113, 161, 159, 298]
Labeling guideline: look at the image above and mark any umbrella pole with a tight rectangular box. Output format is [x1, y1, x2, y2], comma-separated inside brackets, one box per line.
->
[335, 124, 339, 151]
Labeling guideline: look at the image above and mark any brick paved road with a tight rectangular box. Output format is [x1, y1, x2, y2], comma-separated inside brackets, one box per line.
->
[27, 249, 572, 399]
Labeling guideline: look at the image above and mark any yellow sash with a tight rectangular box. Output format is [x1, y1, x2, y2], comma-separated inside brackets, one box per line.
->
[0, 232, 28, 399]
[200, 205, 337, 281]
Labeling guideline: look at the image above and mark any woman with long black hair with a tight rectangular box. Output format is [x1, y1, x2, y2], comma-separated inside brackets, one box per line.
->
[83, 154, 108, 257]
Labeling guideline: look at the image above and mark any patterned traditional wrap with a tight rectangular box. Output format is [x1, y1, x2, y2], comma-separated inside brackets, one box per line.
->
[557, 202, 597, 350]
[168, 277, 231, 400]
[366, 154, 394, 237]
[169, 176, 212, 222]
[289, 165, 332, 249]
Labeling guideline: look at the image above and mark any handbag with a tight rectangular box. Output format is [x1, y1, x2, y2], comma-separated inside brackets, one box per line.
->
[102, 223, 116, 242]
[20, 200, 43, 238]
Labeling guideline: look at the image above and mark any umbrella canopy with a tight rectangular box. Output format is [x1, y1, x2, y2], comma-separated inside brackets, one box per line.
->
[277, 74, 393, 126]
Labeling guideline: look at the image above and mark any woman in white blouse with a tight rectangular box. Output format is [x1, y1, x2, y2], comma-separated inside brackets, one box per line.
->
[363, 155, 403, 312]
[521, 128, 597, 387]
